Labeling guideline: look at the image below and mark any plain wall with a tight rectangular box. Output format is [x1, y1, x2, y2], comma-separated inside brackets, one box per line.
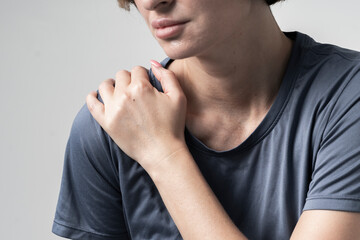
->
[0, 0, 359, 239]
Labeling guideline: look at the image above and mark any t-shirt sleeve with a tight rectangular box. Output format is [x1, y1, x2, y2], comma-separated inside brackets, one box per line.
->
[52, 103, 130, 239]
[304, 72, 360, 212]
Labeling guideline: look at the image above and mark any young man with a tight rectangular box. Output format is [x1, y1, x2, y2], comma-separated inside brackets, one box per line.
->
[53, 0, 360, 239]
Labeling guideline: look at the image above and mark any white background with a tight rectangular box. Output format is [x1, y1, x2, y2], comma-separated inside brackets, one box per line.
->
[0, 0, 359, 239]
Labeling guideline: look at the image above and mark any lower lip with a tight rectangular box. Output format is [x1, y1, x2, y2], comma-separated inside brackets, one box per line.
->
[155, 23, 187, 40]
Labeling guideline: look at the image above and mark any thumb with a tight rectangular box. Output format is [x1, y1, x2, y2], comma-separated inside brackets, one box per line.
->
[150, 60, 183, 96]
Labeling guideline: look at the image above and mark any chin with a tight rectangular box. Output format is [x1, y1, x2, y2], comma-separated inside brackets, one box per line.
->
[159, 34, 216, 60]
[160, 39, 201, 60]
[164, 50, 191, 60]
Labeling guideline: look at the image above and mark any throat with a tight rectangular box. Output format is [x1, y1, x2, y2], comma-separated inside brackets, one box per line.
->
[185, 112, 265, 152]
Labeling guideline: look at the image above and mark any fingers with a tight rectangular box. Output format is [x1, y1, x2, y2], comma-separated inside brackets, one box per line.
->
[150, 60, 184, 98]
[86, 91, 105, 126]
[129, 66, 151, 89]
[98, 78, 115, 103]
[115, 70, 131, 91]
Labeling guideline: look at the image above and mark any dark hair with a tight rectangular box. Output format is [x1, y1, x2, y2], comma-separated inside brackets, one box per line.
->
[117, 0, 284, 11]
[117, 0, 133, 11]
[266, 0, 284, 5]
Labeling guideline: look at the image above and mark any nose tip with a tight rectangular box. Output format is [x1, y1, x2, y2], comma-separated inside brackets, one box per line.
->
[142, 0, 173, 10]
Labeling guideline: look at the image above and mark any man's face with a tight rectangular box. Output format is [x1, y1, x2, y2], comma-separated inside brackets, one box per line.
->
[134, 0, 254, 59]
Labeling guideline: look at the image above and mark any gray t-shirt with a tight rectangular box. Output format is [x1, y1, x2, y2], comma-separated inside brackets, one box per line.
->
[53, 32, 360, 240]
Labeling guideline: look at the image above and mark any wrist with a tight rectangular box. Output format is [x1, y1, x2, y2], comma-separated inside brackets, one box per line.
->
[147, 142, 192, 183]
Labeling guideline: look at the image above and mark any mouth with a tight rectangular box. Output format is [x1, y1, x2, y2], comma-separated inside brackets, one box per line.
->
[151, 18, 189, 40]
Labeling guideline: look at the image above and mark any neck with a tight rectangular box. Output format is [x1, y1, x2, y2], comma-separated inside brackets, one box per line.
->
[168, 2, 293, 120]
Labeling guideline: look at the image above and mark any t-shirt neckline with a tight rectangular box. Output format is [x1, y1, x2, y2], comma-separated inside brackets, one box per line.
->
[156, 32, 310, 156]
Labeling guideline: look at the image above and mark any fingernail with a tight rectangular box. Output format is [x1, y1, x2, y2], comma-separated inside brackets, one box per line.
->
[150, 60, 162, 68]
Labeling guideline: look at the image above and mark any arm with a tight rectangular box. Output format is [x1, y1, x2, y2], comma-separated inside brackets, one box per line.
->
[291, 70, 360, 239]
[153, 153, 360, 240]
[291, 210, 360, 240]
[86, 61, 246, 239]
[52, 104, 130, 240]
[86, 61, 360, 240]
[153, 151, 360, 240]
[148, 146, 246, 240]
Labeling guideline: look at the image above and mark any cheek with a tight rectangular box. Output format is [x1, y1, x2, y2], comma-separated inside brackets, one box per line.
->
[135, 4, 150, 24]
[189, 16, 218, 45]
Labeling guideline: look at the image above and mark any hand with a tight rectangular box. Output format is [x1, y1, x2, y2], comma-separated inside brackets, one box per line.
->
[86, 60, 188, 174]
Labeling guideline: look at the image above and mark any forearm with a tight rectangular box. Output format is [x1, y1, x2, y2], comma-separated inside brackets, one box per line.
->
[148, 146, 247, 240]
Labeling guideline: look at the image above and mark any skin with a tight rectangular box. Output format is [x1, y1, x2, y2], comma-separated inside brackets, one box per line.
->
[86, 0, 360, 239]
[137, 0, 292, 150]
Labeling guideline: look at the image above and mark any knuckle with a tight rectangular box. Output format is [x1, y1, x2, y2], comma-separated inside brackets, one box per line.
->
[135, 82, 148, 91]
[131, 65, 145, 73]
[164, 70, 175, 78]
[88, 103, 97, 113]
[116, 70, 129, 78]
[118, 91, 132, 104]
[98, 79, 111, 91]
[133, 84, 151, 96]
[86, 98, 98, 113]
[86, 101, 95, 112]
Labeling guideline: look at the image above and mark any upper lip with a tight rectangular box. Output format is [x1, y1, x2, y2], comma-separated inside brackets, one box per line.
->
[151, 18, 187, 29]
